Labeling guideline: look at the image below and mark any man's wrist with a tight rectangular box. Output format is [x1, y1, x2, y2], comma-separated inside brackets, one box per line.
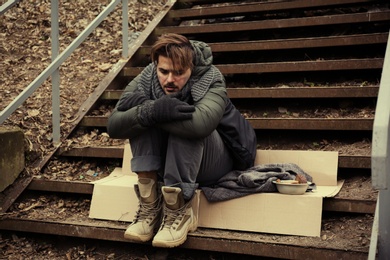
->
[137, 100, 156, 127]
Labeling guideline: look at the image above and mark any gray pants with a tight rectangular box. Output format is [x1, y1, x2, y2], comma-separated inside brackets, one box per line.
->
[130, 128, 234, 200]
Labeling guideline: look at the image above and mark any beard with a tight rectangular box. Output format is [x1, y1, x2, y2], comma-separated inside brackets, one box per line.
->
[163, 83, 180, 94]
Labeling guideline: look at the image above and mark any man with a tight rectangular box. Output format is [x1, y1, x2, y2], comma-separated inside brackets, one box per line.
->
[107, 33, 256, 248]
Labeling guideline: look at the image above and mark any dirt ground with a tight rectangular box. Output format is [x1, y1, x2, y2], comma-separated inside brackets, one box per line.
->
[0, 0, 379, 259]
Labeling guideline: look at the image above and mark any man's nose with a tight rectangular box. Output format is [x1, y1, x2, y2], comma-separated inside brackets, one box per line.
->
[167, 72, 175, 82]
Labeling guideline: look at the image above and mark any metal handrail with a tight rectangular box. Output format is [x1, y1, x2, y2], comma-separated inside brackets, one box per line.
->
[0, 0, 129, 144]
[370, 31, 390, 259]
[0, 0, 21, 15]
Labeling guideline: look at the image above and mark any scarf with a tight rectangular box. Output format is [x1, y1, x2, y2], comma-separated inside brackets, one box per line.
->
[136, 63, 224, 103]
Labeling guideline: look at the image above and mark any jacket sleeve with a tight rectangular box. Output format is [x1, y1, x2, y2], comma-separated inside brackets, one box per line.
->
[106, 75, 150, 139]
[107, 78, 227, 140]
[159, 82, 227, 138]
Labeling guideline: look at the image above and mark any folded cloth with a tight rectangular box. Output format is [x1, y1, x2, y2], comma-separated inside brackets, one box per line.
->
[201, 163, 313, 202]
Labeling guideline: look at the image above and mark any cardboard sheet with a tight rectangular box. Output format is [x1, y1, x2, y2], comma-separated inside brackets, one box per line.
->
[89, 168, 138, 222]
[197, 150, 341, 237]
[121, 141, 135, 176]
[89, 141, 200, 222]
[255, 150, 338, 186]
[89, 144, 342, 237]
[89, 141, 137, 222]
[198, 192, 323, 237]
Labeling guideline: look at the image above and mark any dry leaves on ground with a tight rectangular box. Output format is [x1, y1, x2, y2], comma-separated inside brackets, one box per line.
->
[0, 0, 166, 174]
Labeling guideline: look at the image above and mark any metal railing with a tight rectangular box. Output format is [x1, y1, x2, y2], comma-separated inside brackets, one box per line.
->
[0, 0, 129, 145]
[370, 31, 390, 260]
[0, 0, 21, 15]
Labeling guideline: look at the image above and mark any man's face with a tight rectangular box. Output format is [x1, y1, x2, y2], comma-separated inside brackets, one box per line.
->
[156, 55, 192, 95]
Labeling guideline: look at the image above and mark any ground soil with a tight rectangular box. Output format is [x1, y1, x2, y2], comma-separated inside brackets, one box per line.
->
[0, 0, 379, 259]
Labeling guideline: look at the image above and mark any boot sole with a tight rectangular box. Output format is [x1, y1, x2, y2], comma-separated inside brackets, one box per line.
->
[124, 231, 154, 242]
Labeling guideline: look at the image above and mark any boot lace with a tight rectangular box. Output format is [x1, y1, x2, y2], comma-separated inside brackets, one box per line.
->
[160, 202, 189, 229]
[134, 197, 162, 224]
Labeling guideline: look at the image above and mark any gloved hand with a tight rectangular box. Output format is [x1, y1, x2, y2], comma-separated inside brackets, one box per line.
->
[117, 92, 148, 111]
[138, 95, 195, 126]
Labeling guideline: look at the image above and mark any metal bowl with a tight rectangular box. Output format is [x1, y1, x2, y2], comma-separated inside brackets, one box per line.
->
[272, 180, 309, 195]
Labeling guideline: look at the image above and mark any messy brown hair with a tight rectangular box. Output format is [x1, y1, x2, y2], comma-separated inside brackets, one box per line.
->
[151, 33, 194, 72]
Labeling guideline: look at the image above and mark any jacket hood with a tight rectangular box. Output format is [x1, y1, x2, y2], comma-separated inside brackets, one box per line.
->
[190, 40, 213, 76]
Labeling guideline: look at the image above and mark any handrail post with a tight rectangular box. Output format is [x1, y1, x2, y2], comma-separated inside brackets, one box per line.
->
[122, 0, 129, 58]
[51, 0, 61, 145]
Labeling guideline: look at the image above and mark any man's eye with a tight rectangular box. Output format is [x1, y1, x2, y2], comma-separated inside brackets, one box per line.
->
[174, 70, 183, 76]
[160, 69, 169, 75]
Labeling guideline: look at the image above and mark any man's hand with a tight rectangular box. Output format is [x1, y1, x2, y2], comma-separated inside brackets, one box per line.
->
[117, 92, 148, 111]
[154, 95, 195, 122]
[138, 95, 195, 126]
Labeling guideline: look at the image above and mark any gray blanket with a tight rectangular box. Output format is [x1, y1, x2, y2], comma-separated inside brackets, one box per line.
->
[201, 163, 313, 202]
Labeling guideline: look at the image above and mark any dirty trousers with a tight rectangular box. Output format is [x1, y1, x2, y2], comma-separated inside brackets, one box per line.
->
[129, 128, 234, 200]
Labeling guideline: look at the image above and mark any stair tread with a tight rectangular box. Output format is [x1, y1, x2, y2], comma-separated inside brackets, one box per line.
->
[0, 202, 373, 259]
[170, 0, 376, 19]
[157, 10, 390, 34]
[123, 58, 385, 76]
[103, 85, 380, 99]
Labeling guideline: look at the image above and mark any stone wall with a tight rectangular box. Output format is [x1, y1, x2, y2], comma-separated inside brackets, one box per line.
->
[0, 126, 25, 192]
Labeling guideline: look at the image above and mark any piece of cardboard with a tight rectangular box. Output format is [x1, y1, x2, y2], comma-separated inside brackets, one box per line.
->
[89, 141, 200, 222]
[89, 168, 138, 222]
[198, 192, 323, 237]
[89, 145, 342, 237]
[255, 150, 338, 186]
[121, 140, 135, 176]
[89, 141, 137, 222]
[198, 150, 341, 237]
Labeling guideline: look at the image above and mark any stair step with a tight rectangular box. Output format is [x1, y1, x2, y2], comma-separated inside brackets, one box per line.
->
[137, 33, 389, 55]
[156, 11, 390, 35]
[249, 118, 373, 130]
[123, 58, 384, 76]
[171, 0, 376, 19]
[57, 145, 124, 158]
[79, 116, 373, 130]
[0, 217, 370, 259]
[57, 146, 372, 169]
[102, 86, 379, 100]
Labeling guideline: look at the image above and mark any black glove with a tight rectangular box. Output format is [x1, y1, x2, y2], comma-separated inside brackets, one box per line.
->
[117, 92, 148, 111]
[138, 95, 195, 126]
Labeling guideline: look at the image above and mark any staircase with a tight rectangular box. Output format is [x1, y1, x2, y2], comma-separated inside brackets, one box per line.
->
[1, 0, 390, 259]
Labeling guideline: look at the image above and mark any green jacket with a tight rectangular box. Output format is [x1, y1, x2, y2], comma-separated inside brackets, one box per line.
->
[107, 40, 227, 140]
